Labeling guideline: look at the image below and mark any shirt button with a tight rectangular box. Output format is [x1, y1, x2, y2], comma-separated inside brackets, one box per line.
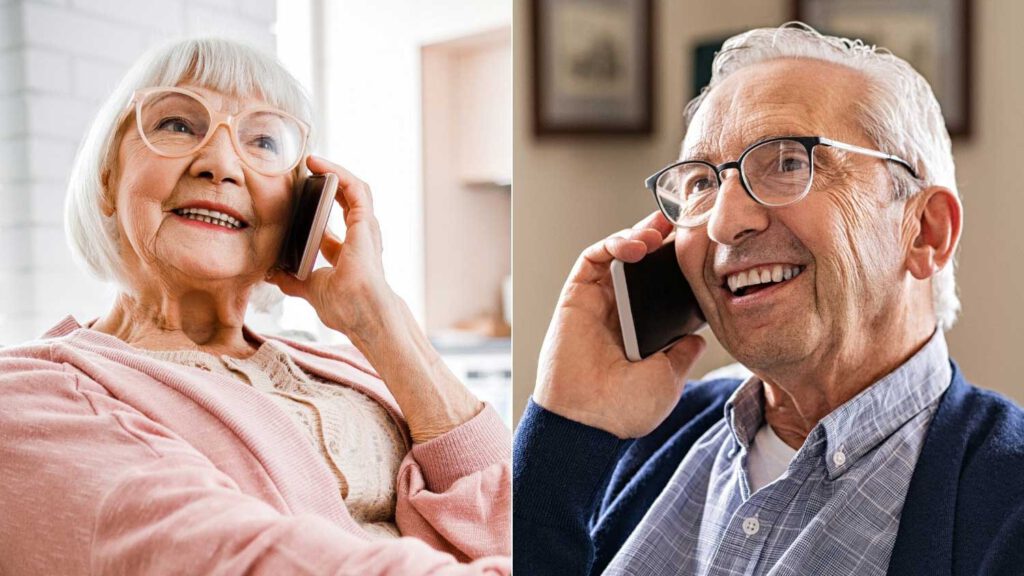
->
[833, 450, 847, 467]
[742, 516, 760, 536]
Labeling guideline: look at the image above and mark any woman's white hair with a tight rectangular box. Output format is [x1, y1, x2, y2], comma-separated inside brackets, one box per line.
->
[685, 22, 960, 330]
[65, 37, 313, 311]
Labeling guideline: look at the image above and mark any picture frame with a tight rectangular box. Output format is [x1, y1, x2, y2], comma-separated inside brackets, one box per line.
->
[794, 0, 973, 138]
[531, 0, 654, 136]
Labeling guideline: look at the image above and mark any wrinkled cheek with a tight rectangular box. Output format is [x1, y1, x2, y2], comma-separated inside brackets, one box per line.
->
[122, 204, 163, 263]
[818, 192, 896, 324]
[252, 221, 290, 266]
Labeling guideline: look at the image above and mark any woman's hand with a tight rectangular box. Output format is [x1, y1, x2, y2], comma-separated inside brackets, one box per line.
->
[268, 155, 394, 337]
[533, 211, 706, 439]
[268, 156, 482, 443]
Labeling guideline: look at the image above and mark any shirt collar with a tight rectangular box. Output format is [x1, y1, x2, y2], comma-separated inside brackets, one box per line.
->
[723, 329, 951, 478]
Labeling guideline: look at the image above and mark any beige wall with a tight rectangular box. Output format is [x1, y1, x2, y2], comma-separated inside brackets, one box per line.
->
[513, 0, 1024, 425]
[423, 30, 512, 333]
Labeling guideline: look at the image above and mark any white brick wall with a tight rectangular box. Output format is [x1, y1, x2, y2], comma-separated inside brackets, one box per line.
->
[0, 0, 277, 345]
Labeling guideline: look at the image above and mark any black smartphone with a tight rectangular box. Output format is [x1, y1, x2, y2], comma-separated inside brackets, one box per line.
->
[277, 172, 339, 280]
[610, 240, 707, 361]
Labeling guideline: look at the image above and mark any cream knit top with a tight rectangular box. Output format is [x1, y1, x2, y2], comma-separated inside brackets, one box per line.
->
[141, 340, 407, 540]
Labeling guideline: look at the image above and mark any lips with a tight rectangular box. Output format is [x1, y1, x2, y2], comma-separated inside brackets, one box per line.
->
[170, 201, 249, 230]
[724, 264, 805, 297]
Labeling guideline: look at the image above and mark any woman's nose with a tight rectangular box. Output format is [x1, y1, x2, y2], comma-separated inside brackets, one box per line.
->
[189, 124, 244, 185]
[705, 168, 770, 245]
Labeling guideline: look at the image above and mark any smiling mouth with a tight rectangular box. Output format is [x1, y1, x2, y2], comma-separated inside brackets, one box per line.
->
[171, 207, 248, 231]
[724, 264, 805, 297]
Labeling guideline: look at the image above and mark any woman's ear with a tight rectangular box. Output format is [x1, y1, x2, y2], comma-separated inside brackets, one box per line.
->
[100, 164, 117, 217]
[904, 186, 962, 280]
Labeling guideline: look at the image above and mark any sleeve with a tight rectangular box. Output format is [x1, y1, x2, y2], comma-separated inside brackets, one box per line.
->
[511, 399, 630, 576]
[0, 357, 509, 576]
[395, 404, 511, 561]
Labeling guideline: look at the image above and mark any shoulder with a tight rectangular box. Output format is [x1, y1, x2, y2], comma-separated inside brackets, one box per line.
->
[934, 369, 1024, 470]
[913, 363, 1024, 518]
[0, 339, 71, 381]
[909, 366, 1024, 570]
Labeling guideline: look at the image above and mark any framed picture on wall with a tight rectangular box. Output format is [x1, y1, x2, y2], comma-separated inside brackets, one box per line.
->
[794, 0, 972, 137]
[532, 0, 653, 136]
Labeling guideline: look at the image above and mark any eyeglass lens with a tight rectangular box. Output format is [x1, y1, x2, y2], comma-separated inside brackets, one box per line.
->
[137, 91, 305, 174]
[655, 139, 814, 226]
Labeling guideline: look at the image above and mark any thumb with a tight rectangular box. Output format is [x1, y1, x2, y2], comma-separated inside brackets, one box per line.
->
[266, 269, 308, 299]
[663, 334, 706, 383]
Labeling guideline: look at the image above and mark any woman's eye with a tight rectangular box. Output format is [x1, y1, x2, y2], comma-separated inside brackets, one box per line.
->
[252, 135, 279, 153]
[156, 117, 194, 134]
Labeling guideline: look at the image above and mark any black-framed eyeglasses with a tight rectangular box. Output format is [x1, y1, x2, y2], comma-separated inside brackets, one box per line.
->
[645, 136, 918, 228]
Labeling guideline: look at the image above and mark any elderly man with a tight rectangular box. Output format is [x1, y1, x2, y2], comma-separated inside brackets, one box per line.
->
[513, 24, 1024, 576]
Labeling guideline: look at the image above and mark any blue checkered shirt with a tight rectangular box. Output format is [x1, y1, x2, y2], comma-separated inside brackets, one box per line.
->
[605, 330, 951, 575]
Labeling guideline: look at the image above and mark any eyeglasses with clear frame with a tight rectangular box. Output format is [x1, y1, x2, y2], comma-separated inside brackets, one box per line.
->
[645, 136, 919, 228]
[122, 86, 311, 176]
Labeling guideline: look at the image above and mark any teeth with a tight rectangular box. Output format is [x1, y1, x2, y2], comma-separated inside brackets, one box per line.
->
[174, 207, 242, 229]
[725, 265, 803, 295]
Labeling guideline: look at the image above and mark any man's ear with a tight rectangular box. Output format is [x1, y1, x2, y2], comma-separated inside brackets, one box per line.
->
[904, 186, 962, 280]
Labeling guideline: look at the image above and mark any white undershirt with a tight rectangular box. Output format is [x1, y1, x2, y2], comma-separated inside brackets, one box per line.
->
[746, 422, 798, 493]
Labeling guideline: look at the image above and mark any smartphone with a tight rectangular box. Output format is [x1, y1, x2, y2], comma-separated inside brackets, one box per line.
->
[277, 172, 339, 281]
[610, 241, 707, 361]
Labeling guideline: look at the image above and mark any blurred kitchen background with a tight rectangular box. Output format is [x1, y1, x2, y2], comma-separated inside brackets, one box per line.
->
[513, 0, 1024, 425]
[0, 0, 511, 423]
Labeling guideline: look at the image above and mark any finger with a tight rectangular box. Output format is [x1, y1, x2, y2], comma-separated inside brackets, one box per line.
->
[571, 211, 676, 285]
[265, 269, 309, 300]
[662, 334, 707, 383]
[321, 227, 343, 263]
[306, 155, 374, 217]
[605, 235, 648, 263]
[573, 227, 658, 284]
[632, 210, 675, 237]
[629, 227, 666, 254]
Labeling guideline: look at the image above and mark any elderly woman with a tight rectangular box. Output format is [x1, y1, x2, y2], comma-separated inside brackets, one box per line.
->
[0, 38, 509, 575]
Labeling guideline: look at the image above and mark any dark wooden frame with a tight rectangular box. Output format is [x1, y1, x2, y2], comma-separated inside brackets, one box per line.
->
[793, 0, 973, 138]
[531, 0, 654, 136]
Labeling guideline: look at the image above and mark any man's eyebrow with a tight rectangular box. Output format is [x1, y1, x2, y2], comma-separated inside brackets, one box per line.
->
[682, 142, 714, 162]
[684, 131, 820, 161]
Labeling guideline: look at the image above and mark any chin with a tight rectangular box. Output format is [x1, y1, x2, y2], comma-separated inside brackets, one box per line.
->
[719, 320, 819, 372]
[175, 259, 259, 283]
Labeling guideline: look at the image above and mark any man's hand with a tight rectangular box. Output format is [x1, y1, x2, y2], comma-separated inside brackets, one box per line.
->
[533, 211, 706, 439]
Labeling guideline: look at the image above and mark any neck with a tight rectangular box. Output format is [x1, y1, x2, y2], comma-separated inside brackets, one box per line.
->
[92, 286, 258, 358]
[758, 297, 937, 451]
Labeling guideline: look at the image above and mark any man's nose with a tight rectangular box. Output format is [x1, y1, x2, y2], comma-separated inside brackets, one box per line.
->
[706, 168, 770, 245]
[190, 123, 244, 185]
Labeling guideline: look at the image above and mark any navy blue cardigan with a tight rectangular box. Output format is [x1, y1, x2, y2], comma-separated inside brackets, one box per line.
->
[513, 361, 1024, 575]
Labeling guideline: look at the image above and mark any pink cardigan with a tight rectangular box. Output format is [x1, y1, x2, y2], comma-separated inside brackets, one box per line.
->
[0, 316, 510, 575]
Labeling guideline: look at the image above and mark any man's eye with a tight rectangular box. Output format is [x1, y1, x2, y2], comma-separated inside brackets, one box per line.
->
[157, 117, 194, 134]
[689, 178, 714, 196]
[779, 157, 808, 172]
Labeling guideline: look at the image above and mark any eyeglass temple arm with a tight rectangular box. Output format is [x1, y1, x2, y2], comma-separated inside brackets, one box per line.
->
[819, 137, 919, 178]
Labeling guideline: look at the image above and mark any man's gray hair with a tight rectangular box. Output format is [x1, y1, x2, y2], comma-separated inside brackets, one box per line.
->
[684, 22, 960, 330]
[65, 37, 313, 309]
